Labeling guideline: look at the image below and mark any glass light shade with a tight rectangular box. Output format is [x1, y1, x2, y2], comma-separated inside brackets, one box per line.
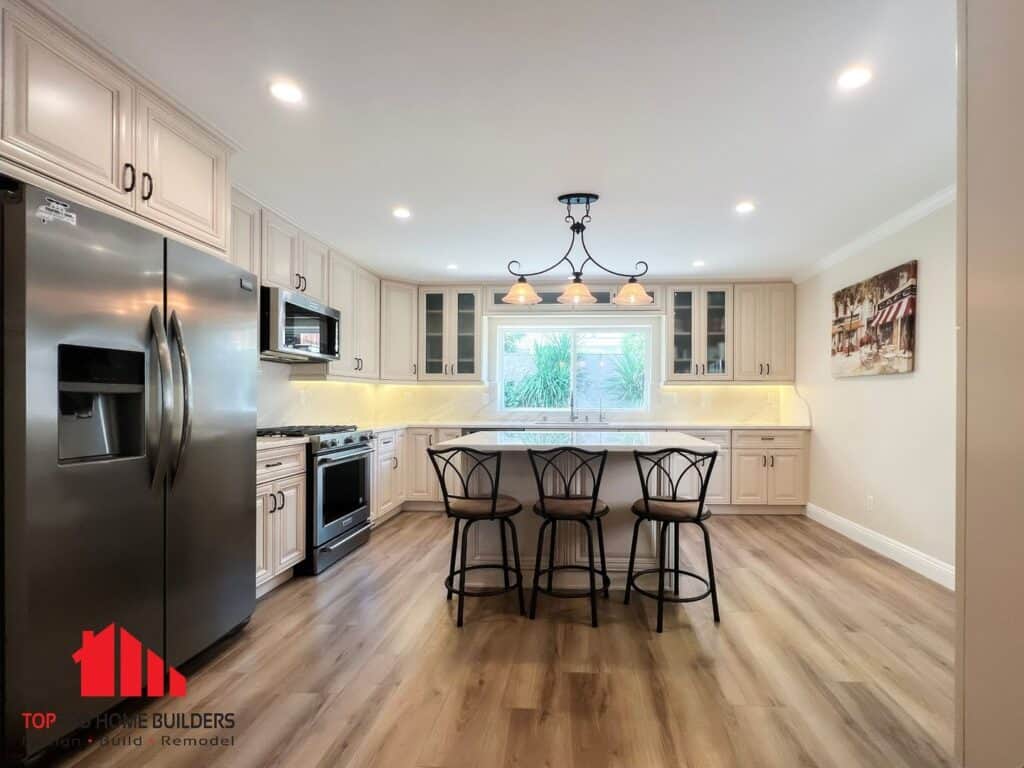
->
[502, 277, 542, 305]
[612, 280, 654, 305]
[557, 280, 598, 305]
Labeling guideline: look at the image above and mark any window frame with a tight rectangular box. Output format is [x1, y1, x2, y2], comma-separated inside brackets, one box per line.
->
[491, 315, 659, 414]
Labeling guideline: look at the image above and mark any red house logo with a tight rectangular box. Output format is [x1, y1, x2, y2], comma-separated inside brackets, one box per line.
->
[71, 624, 186, 698]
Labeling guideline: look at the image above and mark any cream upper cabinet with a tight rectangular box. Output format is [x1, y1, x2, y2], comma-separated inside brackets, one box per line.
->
[0, 2, 233, 250]
[1, 2, 135, 208]
[418, 287, 482, 382]
[354, 268, 380, 378]
[229, 189, 260, 274]
[262, 209, 300, 291]
[134, 91, 228, 249]
[326, 253, 378, 379]
[299, 234, 329, 303]
[380, 280, 418, 381]
[327, 250, 357, 376]
[665, 285, 732, 381]
[733, 283, 795, 381]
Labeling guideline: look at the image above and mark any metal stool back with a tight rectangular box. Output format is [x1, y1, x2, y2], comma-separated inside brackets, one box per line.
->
[526, 447, 611, 627]
[626, 447, 720, 632]
[427, 446, 525, 626]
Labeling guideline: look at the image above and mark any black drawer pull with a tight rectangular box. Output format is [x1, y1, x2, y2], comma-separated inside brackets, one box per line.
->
[264, 461, 283, 468]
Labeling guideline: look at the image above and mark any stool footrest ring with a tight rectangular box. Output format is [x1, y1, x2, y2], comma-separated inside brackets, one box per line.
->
[532, 564, 611, 599]
[627, 567, 712, 604]
[445, 563, 523, 598]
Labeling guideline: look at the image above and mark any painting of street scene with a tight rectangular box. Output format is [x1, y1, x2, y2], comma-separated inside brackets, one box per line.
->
[831, 260, 917, 377]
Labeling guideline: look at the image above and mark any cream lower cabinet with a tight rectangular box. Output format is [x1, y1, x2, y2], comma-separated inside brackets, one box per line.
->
[255, 474, 306, 590]
[256, 445, 307, 595]
[374, 430, 406, 522]
[406, 428, 439, 501]
[730, 430, 807, 505]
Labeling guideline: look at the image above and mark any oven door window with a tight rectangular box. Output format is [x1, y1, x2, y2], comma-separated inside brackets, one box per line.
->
[320, 456, 367, 526]
[284, 302, 332, 355]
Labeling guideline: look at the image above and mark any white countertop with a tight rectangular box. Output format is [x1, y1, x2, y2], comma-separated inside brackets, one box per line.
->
[371, 420, 809, 433]
[435, 429, 719, 453]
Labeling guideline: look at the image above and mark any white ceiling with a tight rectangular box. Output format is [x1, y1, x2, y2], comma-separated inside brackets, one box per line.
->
[49, 0, 956, 282]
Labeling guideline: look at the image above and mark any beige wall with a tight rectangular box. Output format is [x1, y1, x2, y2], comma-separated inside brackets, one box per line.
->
[795, 203, 956, 565]
[957, 0, 1024, 763]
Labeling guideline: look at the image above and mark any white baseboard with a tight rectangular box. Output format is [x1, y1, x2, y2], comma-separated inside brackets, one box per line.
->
[805, 503, 955, 590]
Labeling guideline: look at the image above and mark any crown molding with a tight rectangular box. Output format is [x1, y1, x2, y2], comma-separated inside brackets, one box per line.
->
[794, 185, 956, 284]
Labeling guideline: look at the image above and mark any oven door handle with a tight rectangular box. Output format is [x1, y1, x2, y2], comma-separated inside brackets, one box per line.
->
[316, 447, 374, 468]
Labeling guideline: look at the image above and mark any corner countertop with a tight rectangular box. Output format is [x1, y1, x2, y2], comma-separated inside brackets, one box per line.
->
[435, 429, 719, 453]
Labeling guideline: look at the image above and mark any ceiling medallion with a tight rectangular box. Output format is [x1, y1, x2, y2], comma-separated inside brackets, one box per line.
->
[502, 193, 653, 306]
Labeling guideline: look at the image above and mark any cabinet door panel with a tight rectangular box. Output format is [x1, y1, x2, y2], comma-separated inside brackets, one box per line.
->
[381, 281, 418, 380]
[274, 475, 306, 571]
[255, 485, 273, 586]
[377, 453, 395, 518]
[327, 251, 357, 376]
[230, 189, 260, 273]
[406, 429, 438, 501]
[354, 269, 380, 378]
[136, 92, 227, 248]
[667, 287, 697, 380]
[706, 450, 731, 505]
[700, 286, 732, 379]
[262, 209, 299, 289]
[733, 284, 762, 380]
[767, 450, 805, 504]
[300, 234, 329, 303]
[731, 449, 767, 504]
[1, 5, 134, 207]
[451, 289, 480, 379]
[395, 431, 407, 504]
[764, 283, 795, 380]
[419, 289, 447, 378]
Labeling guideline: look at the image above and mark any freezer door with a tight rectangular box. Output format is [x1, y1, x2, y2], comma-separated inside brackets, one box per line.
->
[2, 183, 165, 758]
[164, 240, 257, 667]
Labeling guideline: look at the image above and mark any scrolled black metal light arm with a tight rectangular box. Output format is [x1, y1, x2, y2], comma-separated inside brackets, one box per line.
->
[506, 193, 649, 282]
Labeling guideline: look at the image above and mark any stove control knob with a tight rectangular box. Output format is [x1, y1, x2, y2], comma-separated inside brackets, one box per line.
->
[322, 439, 336, 449]
[344, 436, 354, 444]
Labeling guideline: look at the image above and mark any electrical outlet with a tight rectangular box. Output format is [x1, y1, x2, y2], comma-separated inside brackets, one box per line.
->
[866, 494, 875, 513]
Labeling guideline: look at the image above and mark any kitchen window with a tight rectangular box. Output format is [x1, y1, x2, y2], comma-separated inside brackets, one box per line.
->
[498, 326, 651, 412]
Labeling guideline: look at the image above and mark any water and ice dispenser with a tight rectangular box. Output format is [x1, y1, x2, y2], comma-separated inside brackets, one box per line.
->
[57, 344, 145, 462]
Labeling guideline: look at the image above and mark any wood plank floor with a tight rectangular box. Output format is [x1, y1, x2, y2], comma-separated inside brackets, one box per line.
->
[50, 513, 955, 768]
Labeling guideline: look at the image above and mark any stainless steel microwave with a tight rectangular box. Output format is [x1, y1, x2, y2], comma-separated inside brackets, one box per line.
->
[260, 286, 341, 363]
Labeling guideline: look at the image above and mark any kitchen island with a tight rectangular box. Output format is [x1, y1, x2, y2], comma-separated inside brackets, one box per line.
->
[434, 430, 719, 589]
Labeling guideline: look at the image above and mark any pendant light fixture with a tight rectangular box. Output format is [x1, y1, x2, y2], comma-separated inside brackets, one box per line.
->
[502, 193, 653, 306]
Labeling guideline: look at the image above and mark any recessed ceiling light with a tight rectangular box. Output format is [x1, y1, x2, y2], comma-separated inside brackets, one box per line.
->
[692, 260, 705, 267]
[392, 206, 411, 219]
[836, 65, 873, 91]
[446, 263, 458, 270]
[269, 78, 303, 104]
[735, 200, 756, 215]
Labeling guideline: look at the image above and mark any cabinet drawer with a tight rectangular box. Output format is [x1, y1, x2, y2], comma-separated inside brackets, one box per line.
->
[682, 430, 731, 449]
[732, 430, 806, 450]
[256, 445, 306, 483]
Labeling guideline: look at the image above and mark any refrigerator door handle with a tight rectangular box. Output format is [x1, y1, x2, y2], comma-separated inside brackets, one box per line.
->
[169, 309, 194, 485]
[150, 305, 175, 487]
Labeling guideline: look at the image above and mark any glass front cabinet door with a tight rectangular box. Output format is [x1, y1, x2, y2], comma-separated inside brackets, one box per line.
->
[418, 287, 482, 381]
[666, 285, 733, 381]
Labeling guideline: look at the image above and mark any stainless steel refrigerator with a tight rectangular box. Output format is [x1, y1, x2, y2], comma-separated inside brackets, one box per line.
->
[1, 179, 257, 761]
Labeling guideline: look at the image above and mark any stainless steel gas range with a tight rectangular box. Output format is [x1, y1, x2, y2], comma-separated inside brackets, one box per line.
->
[257, 425, 374, 574]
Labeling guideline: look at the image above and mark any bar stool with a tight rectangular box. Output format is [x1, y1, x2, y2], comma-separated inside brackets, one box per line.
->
[625, 448, 720, 632]
[428, 446, 526, 627]
[526, 447, 611, 628]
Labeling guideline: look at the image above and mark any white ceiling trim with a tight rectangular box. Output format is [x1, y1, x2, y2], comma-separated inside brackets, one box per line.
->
[794, 184, 956, 284]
